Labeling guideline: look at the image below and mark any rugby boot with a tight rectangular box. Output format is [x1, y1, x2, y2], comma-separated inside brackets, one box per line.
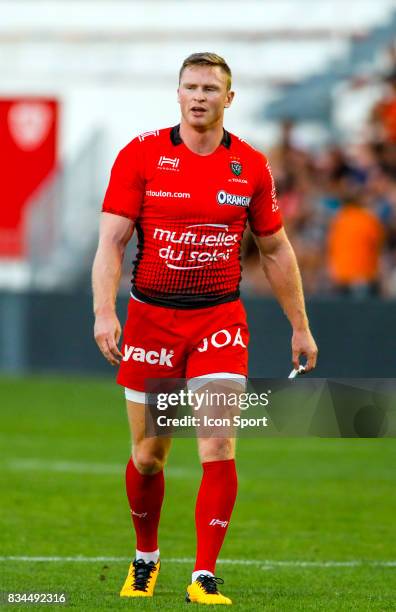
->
[186, 574, 232, 605]
[120, 558, 160, 597]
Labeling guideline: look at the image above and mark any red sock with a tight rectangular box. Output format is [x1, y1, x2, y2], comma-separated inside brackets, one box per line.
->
[125, 458, 165, 552]
[194, 459, 238, 574]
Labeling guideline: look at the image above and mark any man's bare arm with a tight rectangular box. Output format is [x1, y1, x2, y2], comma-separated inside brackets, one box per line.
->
[254, 227, 318, 371]
[92, 212, 134, 365]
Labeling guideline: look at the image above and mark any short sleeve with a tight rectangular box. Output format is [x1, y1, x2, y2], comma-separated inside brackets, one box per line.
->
[248, 154, 282, 237]
[102, 138, 144, 220]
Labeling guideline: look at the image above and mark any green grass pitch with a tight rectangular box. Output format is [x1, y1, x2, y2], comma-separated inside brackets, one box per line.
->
[0, 376, 395, 610]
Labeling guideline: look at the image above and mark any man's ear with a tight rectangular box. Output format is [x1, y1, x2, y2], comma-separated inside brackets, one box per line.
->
[224, 90, 235, 108]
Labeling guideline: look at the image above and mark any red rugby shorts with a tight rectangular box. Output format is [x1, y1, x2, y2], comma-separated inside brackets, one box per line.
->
[117, 298, 249, 392]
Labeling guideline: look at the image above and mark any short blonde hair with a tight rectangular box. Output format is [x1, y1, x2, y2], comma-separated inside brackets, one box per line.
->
[179, 52, 232, 91]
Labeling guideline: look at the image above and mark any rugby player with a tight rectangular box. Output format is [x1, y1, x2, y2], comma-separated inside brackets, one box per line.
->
[92, 52, 318, 605]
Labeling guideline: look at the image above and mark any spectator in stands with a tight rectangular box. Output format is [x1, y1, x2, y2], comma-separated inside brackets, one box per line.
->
[242, 86, 396, 299]
[327, 188, 385, 297]
[366, 165, 396, 226]
[366, 165, 396, 296]
[370, 68, 396, 182]
[371, 70, 396, 145]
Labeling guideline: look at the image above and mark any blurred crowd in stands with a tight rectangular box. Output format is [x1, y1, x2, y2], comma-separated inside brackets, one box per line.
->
[242, 64, 396, 298]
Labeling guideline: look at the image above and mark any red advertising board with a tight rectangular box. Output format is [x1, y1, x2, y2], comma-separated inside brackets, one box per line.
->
[0, 98, 58, 257]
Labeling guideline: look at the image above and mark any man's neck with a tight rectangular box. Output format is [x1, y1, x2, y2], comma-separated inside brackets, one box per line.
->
[179, 121, 224, 156]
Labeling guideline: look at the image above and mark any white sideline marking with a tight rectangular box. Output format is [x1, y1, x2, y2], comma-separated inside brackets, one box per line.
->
[0, 556, 395, 568]
[7, 459, 123, 475]
[5, 459, 196, 478]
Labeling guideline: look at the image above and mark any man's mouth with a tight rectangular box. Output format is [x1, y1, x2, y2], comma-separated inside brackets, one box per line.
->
[191, 107, 207, 114]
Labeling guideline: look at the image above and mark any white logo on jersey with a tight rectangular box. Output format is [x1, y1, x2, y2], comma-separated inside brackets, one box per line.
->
[196, 328, 246, 353]
[138, 130, 159, 142]
[228, 177, 248, 184]
[146, 189, 190, 199]
[158, 156, 180, 169]
[123, 345, 174, 367]
[217, 190, 251, 207]
[209, 518, 229, 528]
[266, 161, 279, 212]
[153, 224, 238, 270]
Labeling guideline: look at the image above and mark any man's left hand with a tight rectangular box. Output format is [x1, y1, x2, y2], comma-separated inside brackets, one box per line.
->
[292, 328, 318, 372]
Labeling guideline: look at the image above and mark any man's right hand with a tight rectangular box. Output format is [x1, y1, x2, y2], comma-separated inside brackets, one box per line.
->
[94, 310, 123, 366]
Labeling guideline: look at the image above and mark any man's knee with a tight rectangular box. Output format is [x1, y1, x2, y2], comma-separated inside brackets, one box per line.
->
[133, 443, 169, 475]
[199, 437, 235, 463]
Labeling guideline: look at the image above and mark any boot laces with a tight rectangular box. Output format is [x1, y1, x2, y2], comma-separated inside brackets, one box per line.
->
[132, 559, 156, 591]
[197, 574, 224, 594]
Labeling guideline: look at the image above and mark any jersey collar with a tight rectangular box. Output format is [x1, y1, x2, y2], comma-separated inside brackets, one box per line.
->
[170, 124, 231, 149]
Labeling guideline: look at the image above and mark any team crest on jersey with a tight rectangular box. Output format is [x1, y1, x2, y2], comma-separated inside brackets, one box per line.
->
[230, 160, 242, 176]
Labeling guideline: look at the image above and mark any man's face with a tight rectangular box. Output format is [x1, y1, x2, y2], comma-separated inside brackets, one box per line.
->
[178, 65, 234, 130]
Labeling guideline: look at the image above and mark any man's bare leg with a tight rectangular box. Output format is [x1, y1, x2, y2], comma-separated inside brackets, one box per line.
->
[120, 399, 172, 598]
[185, 375, 243, 604]
[126, 399, 172, 474]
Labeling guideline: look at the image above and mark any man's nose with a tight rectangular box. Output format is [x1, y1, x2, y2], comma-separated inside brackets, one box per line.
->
[193, 89, 206, 101]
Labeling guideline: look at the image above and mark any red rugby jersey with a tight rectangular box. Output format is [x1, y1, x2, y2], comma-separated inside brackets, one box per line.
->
[102, 125, 282, 308]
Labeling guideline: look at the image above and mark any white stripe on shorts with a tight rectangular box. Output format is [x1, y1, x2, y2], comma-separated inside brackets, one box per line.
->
[187, 372, 246, 393]
[125, 387, 146, 403]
